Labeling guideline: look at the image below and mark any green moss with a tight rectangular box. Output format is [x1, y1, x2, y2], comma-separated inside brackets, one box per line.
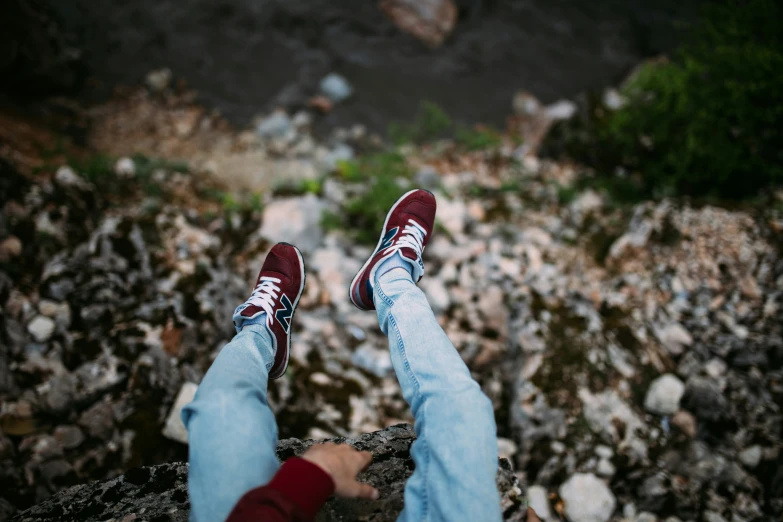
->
[546, 0, 783, 199]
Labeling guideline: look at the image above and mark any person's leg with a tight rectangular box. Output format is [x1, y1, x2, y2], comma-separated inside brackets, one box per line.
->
[374, 256, 502, 522]
[183, 242, 306, 522]
[182, 320, 279, 522]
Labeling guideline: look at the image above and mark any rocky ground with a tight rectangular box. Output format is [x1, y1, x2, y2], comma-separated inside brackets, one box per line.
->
[9, 424, 530, 522]
[1, 82, 782, 522]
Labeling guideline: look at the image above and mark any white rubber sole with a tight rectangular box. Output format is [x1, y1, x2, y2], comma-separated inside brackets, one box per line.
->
[270, 244, 305, 380]
[349, 189, 420, 310]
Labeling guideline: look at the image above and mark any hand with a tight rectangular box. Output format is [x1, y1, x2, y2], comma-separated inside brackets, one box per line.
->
[301, 442, 379, 500]
[526, 507, 541, 522]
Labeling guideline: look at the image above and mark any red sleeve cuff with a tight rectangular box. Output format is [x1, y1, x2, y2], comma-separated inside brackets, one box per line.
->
[265, 457, 335, 519]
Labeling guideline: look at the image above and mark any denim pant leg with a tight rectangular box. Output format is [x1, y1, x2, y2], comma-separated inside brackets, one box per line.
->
[374, 268, 502, 522]
[182, 321, 279, 522]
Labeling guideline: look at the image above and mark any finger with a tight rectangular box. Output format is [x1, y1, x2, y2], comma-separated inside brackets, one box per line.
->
[346, 480, 379, 500]
[526, 507, 541, 522]
[356, 450, 373, 470]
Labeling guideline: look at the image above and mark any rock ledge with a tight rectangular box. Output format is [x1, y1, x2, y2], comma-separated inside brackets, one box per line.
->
[11, 425, 527, 522]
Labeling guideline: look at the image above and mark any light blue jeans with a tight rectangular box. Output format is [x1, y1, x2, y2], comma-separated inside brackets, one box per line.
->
[183, 256, 502, 522]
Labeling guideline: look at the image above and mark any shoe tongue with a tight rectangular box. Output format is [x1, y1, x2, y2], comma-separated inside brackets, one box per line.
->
[394, 248, 424, 281]
[240, 306, 262, 318]
[398, 247, 418, 262]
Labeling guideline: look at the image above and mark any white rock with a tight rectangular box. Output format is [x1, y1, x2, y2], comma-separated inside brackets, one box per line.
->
[436, 196, 467, 237]
[351, 344, 393, 377]
[258, 195, 326, 253]
[569, 190, 603, 226]
[310, 246, 360, 310]
[162, 382, 198, 444]
[319, 73, 353, 102]
[704, 358, 727, 379]
[38, 300, 72, 328]
[291, 111, 313, 129]
[478, 285, 506, 334]
[27, 315, 56, 343]
[0, 236, 22, 262]
[544, 99, 577, 120]
[438, 262, 458, 284]
[635, 512, 657, 522]
[654, 323, 693, 355]
[496, 437, 518, 459]
[513, 91, 542, 116]
[415, 167, 441, 190]
[644, 374, 685, 416]
[146, 68, 172, 92]
[595, 445, 613, 459]
[703, 511, 727, 522]
[526, 485, 553, 521]
[420, 277, 450, 314]
[309, 372, 333, 386]
[256, 111, 292, 138]
[522, 155, 540, 173]
[521, 227, 552, 247]
[559, 473, 616, 522]
[322, 178, 347, 204]
[603, 88, 626, 110]
[739, 445, 762, 468]
[596, 458, 616, 477]
[114, 157, 136, 178]
[55, 166, 89, 189]
[579, 388, 647, 461]
[608, 211, 654, 260]
[321, 144, 354, 172]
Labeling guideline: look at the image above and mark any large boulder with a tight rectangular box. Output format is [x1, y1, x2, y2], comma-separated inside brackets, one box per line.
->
[379, 0, 457, 48]
[10, 425, 530, 522]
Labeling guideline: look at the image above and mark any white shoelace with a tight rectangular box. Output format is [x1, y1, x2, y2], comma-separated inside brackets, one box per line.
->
[385, 219, 427, 258]
[245, 276, 281, 326]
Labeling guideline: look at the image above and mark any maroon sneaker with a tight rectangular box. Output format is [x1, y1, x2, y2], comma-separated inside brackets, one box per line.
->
[349, 189, 436, 311]
[233, 242, 305, 379]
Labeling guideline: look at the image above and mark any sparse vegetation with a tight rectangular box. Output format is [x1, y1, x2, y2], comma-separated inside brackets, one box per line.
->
[388, 100, 503, 151]
[388, 101, 452, 145]
[455, 125, 502, 151]
[323, 151, 413, 244]
[272, 177, 324, 197]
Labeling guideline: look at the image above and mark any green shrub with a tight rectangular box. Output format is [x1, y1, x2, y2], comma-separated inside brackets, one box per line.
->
[546, 0, 783, 199]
